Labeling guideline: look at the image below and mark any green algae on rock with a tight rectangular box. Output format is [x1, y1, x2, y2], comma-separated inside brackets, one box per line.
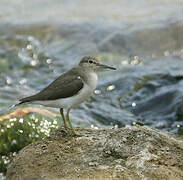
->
[0, 114, 58, 174]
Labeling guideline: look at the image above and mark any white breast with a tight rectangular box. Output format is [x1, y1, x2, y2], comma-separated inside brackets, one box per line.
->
[86, 71, 98, 90]
[34, 72, 98, 109]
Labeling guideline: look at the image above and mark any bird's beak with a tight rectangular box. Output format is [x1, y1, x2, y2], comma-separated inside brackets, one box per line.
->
[97, 63, 116, 70]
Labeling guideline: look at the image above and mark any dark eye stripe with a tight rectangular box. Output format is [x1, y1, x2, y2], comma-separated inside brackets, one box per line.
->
[88, 60, 93, 64]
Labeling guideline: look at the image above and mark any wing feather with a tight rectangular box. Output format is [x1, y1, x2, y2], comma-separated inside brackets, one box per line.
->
[19, 69, 84, 103]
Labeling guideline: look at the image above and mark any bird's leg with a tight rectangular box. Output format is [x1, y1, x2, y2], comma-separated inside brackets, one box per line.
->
[60, 108, 68, 130]
[66, 109, 75, 133]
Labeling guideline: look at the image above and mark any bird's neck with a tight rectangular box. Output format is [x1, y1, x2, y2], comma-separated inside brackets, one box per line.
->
[85, 71, 98, 90]
[76, 67, 98, 88]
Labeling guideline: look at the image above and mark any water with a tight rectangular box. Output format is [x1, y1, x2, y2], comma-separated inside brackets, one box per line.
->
[1, 0, 183, 133]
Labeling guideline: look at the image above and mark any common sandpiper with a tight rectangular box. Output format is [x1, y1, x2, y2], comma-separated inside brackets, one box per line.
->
[18, 56, 116, 133]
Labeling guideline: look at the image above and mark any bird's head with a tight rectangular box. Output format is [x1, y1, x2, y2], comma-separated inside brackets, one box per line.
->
[79, 56, 116, 72]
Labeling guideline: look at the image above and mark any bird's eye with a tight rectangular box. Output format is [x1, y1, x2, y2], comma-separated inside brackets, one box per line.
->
[88, 60, 93, 64]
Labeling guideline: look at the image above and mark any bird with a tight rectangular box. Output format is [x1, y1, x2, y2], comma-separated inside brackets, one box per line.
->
[18, 56, 116, 133]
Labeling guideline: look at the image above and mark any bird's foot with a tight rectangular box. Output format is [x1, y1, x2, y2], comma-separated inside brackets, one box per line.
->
[69, 128, 82, 137]
[72, 132, 82, 137]
[60, 126, 80, 137]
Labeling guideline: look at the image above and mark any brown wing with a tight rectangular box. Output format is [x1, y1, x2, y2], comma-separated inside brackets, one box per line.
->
[19, 69, 84, 103]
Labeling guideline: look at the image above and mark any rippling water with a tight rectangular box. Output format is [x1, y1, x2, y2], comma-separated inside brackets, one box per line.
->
[1, 1, 183, 131]
[1, 0, 183, 134]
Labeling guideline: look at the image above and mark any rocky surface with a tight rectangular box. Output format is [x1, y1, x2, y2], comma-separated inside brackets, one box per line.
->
[6, 126, 183, 180]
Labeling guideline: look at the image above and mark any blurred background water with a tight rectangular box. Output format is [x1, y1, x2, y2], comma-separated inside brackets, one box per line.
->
[1, 0, 183, 177]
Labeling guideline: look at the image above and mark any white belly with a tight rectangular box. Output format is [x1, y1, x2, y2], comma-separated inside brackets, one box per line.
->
[33, 72, 98, 110]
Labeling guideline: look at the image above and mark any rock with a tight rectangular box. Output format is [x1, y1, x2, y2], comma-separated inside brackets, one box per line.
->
[6, 126, 183, 180]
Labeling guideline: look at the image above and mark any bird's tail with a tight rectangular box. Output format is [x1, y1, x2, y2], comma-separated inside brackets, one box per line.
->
[14, 101, 25, 107]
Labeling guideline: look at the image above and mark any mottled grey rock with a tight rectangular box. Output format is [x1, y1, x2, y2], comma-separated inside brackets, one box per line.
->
[6, 126, 183, 180]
